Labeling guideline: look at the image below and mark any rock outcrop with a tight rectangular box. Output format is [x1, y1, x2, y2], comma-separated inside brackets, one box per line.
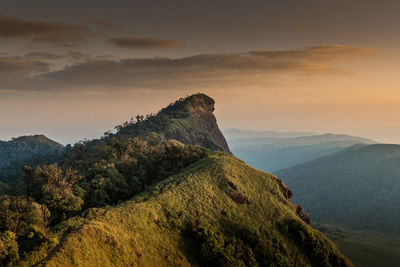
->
[116, 93, 231, 152]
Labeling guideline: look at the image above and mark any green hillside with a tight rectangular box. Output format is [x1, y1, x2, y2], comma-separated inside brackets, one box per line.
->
[276, 144, 400, 234]
[40, 153, 352, 267]
[229, 134, 376, 172]
[0, 135, 63, 168]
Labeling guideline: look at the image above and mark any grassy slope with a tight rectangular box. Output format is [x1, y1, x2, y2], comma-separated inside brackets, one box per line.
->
[334, 236, 400, 267]
[276, 144, 400, 233]
[40, 153, 351, 267]
[317, 225, 400, 267]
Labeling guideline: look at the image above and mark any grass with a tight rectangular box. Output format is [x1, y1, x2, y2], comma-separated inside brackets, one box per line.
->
[316, 224, 400, 267]
[39, 153, 352, 266]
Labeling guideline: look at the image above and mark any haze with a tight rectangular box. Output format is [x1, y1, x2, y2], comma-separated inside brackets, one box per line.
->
[1, 0, 399, 144]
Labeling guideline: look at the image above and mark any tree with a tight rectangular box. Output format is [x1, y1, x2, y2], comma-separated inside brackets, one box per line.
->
[0, 195, 50, 237]
[21, 164, 83, 224]
[0, 231, 19, 265]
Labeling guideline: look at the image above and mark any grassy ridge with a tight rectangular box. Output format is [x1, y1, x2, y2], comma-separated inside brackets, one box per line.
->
[41, 153, 352, 267]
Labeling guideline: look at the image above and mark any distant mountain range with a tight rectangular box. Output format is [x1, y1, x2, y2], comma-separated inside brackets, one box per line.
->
[276, 144, 400, 234]
[223, 128, 316, 140]
[227, 133, 376, 171]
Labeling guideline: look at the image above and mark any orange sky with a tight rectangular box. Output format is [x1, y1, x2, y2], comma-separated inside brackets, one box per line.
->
[1, 51, 399, 144]
[1, 1, 400, 144]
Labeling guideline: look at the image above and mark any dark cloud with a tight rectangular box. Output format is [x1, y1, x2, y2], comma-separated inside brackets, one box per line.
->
[29, 45, 375, 90]
[0, 15, 90, 43]
[64, 51, 114, 62]
[85, 16, 121, 29]
[109, 37, 185, 49]
[66, 51, 92, 61]
[0, 56, 50, 87]
[25, 52, 65, 60]
[0, 45, 376, 91]
[248, 45, 375, 62]
[24, 51, 109, 62]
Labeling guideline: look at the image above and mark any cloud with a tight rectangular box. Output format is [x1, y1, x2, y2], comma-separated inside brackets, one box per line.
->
[248, 45, 375, 62]
[24, 51, 111, 62]
[25, 52, 65, 60]
[0, 56, 50, 87]
[109, 37, 185, 49]
[0, 45, 376, 91]
[85, 16, 121, 30]
[0, 15, 90, 43]
[66, 51, 92, 61]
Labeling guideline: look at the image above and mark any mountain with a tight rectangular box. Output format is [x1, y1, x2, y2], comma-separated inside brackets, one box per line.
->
[0, 135, 64, 167]
[276, 144, 400, 234]
[40, 153, 352, 267]
[0, 94, 229, 185]
[115, 93, 230, 152]
[0, 94, 353, 266]
[223, 128, 315, 140]
[229, 133, 376, 172]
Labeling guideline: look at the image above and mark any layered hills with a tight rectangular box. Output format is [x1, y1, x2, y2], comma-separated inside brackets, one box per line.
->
[228, 133, 376, 171]
[223, 128, 315, 140]
[0, 94, 352, 267]
[276, 144, 400, 234]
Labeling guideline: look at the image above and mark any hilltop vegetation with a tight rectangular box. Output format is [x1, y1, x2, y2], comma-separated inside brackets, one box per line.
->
[40, 154, 352, 267]
[0, 137, 209, 266]
[0, 153, 63, 184]
[276, 144, 400, 234]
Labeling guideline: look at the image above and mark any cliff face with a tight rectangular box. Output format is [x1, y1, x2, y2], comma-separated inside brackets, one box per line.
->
[117, 93, 231, 152]
[161, 94, 230, 152]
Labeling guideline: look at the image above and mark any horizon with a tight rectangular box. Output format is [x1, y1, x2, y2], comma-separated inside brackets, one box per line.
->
[0, 92, 398, 145]
[1, 0, 400, 144]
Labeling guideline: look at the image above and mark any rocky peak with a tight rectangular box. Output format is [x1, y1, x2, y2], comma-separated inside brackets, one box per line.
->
[183, 93, 215, 113]
[116, 93, 231, 153]
[159, 93, 217, 117]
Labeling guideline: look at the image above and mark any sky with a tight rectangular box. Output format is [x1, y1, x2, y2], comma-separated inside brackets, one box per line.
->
[1, 0, 400, 144]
